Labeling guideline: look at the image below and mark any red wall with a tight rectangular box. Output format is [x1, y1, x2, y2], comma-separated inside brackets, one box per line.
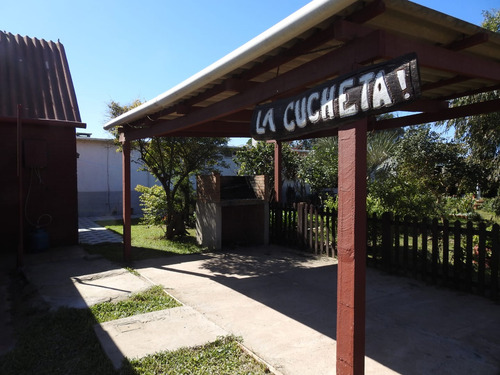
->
[0, 122, 78, 252]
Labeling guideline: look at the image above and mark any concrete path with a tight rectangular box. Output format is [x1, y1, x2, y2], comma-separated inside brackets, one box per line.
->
[4, 243, 500, 374]
[78, 216, 123, 244]
[133, 247, 500, 375]
[22, 246, 152, 308]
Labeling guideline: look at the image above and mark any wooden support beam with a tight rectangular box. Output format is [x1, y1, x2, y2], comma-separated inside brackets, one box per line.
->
[446, 32, 489, 51]
[337, 119, 367, 375]
[383, 32, 500, 82]
[274, 141, 282, 203]
[122, 139, 132, 263]
[421, 75, 471, 92]
[169, 121, 250, 137]
[225, 78, 258, 93]
[346, 0, 386, 24]
[397, 99, 448, 113]
[370, 98, 500, 131]
[123, 31, 384, 140]
[127, 19, 375, 127]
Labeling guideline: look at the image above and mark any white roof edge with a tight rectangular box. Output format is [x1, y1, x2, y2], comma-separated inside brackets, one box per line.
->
[104, 0, 358, 130]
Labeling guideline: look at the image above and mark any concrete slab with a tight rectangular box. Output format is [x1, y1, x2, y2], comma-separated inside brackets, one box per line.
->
[23, 246, 152, 308]
[78, 217, 123, 244]
[134, 245, 500, 375]
[95, 305, 228, 369]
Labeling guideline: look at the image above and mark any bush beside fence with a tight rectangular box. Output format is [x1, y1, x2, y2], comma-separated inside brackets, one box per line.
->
[270, 202, 500, 300]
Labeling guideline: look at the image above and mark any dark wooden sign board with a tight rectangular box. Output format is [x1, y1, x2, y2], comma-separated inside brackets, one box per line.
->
[250, 53, 421, 141]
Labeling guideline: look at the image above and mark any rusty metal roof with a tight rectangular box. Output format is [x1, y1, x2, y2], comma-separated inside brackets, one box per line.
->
[105, 0, 500, 140]
[0, 31, 82, 124]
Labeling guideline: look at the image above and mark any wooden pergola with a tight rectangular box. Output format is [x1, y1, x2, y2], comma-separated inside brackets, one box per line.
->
[105, 1, 500, 373]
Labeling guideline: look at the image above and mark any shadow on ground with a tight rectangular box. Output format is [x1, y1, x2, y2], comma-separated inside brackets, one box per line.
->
[137, 245, 500, 375]
[0, 246, 137, 374]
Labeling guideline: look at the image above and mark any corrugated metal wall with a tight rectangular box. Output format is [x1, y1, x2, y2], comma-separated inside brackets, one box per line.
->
[0, 32, 82, 252]
[0, 31, 81, 122]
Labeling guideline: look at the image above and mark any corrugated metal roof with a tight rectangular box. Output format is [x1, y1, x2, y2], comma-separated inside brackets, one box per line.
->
[0, 31, 82, 123]
[104, 0, 500, 140]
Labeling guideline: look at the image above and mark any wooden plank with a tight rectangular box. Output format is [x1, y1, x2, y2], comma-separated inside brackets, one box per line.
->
[412, 218, 419, 279]
[336, 119, 367, 375]
[454, 221, 462, 289]
[465, 221, 474, 292]
[477, 222, 486, 296]
[402, 216, 410, 275]
[431, 218, 439, 284]
[421, 219, 428, 281]
[490, 224, 499, 300]
[251, 53, 420, 141]
[442, 219, 450, 285]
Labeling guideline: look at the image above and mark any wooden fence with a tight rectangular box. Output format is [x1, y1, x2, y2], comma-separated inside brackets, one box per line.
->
[269, 203, 500, 300]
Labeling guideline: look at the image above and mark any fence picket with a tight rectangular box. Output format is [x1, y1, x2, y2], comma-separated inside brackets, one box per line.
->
[465, 221, 474, 292]
[421, 218, 428, 281]
[431, 218, 439, 284]
[269, 204, 499, 300]
[402, 216, 410, 275]
[477, 222, 486, 296]
[442, 219, 450, 285]
[412, 218, 419, 279]
[490, 224, 499, 300]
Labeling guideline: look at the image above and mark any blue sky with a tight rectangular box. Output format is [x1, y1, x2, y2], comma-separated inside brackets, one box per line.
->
[1, 0, 498, 143]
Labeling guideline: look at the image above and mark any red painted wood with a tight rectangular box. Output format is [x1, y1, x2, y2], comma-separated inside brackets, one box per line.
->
[336, 119, 367, 375]
[122, 140, 132, 263]
[274, 141, 282, 203]
[17, 105, 24, 267]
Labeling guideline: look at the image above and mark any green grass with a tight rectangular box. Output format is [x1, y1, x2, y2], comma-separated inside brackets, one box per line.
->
[476, 209, 500, 225]
[83, 219, 207, 262]
[90, 285, 181, 323]
[120, 336, 270, 375]
[0, 308, 117, 375]
[1, 279, 269, 375]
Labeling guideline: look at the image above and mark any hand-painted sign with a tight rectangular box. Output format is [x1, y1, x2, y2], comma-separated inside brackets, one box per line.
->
[250, 53, 420, 140]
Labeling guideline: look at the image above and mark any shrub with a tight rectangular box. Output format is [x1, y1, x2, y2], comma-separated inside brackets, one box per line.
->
[482, 196, 500, 217]
[135, 184, 168, 227]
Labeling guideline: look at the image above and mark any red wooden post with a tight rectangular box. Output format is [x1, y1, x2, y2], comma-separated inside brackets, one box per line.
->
[17, 104, 24, 268]
[122, 138, 132, 263]
[336, 119, 367, 375]
[274, 140, 282, 203]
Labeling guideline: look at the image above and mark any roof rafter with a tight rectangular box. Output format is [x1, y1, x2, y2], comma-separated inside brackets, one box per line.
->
[137, 19, 375, 126]
[371, 98, 500, 130]
[123, 30, 385, 141]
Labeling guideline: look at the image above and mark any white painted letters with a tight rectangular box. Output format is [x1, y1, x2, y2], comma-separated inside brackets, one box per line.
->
[339, 78, 357, 118]
[307, 92, 320, 123]
[251, 54, 420, 140]
[255, 108, 276, 134]
[372, 71, 393, 109]
[321, 85, 336, 120]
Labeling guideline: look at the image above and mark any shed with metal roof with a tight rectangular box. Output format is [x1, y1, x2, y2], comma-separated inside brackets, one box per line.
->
[0, 31, 85, 258]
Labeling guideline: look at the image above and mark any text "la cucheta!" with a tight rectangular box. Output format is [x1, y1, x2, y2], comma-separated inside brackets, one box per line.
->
[250, 53, 420, 140]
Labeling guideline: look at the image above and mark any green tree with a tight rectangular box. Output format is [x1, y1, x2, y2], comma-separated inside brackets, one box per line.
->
[299, 137, 338, 196]
[367, 125, 479, 217]
[233, 141, 301, 198]
[445, 9, 500, 197]
[107, 100, 228, 239]
[299, 127, 401, 200]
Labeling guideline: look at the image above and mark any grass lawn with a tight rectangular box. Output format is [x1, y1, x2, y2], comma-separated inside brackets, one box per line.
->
[83, 218, 207, 263]
[0, 279, 269, 375]
[90, 285, 181, 323]
[121, 336, 270, 375]
[476, 209, 500, 225]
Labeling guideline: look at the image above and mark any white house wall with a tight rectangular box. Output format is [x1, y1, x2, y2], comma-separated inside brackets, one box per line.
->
[76, 137, 240, 217]
[76, 138, 157, 217]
